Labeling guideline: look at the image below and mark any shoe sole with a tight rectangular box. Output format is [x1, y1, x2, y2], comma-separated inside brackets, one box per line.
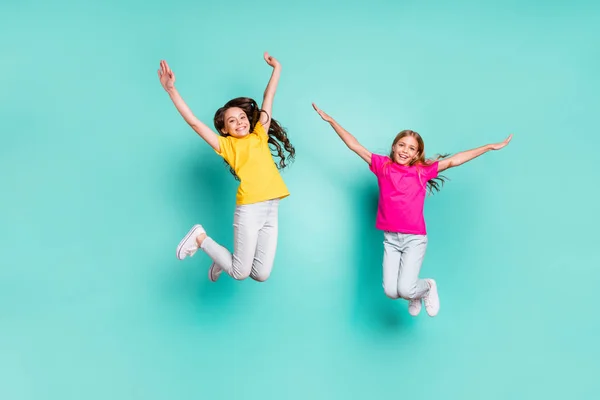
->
[176, 224, 202, 260]
[208, 263, 219, 282]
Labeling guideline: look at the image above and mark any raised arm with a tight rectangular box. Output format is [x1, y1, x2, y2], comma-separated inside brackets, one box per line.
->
[312, 103, 372, 165]
[438, 134, 513, 172]
[260, 52, 281, 133]
[158, 60, 220, 152]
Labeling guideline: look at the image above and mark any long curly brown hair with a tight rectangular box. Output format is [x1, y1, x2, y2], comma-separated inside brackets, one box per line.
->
[389, 130, 449, 194]
[213, 97, 295, 180]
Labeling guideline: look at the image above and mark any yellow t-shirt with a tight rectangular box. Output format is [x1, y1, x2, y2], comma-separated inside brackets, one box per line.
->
[216, 122, 290, 205]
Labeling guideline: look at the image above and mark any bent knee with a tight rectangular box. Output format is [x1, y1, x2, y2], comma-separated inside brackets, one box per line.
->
[383, 285, 400, 299]
[398, 285, 418, 300]
[252, 272, 271, 282]
[231, 268, 251, 281]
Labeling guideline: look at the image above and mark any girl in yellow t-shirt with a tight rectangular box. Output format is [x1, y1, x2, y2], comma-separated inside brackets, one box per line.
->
[158, 52, 295, 282]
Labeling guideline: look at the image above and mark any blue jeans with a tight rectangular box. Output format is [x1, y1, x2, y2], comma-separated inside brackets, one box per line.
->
[382, 232, 430, 300]
[201, 199, 280, 281]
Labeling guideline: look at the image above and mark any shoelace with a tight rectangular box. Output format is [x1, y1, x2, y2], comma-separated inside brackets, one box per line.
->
[184, 246, 198, 256]
[423, 294, 431, 307]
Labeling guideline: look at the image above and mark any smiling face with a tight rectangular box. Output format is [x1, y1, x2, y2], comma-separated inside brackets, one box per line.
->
[221, 107, 250, 138]
[391, 135, 420, 165]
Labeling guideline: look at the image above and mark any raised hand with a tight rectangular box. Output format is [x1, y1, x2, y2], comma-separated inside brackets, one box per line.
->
[158, 60, 176, 92]
[263, 52, 281, 69]
[489, 134, 513, 150]
[312, 103, 333, 123]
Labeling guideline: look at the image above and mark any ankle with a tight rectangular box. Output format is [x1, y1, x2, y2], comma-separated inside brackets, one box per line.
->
[196, 233, 207, 247]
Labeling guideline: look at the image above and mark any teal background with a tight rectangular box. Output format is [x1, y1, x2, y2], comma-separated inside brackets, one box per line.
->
[1, 0, 599, 399]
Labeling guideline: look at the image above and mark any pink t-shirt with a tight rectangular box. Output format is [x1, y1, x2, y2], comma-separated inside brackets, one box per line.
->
[369, 154, 439, 235]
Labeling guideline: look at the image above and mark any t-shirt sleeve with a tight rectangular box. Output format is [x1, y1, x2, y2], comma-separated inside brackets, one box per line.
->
[253, 121, 268, 141]
[215, 135, 233, 164]
[422, 161, 439, 181]
[369, 154, 387, 176]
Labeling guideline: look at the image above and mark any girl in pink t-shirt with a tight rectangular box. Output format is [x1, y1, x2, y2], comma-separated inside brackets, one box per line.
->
[313, 103, 512, 317]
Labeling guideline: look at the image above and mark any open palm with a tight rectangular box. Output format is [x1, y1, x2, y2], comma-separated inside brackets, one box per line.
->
[312, 103, 332, 122]
[490, 134, 513, 150]
[158, 60, 176, 91]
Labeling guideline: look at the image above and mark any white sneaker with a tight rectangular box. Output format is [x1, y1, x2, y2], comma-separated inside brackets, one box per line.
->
[208, 262, 223, 282]
[408, 299, 422, 316]
[176, 224, 205, 260]
[423, 279, 440, 317]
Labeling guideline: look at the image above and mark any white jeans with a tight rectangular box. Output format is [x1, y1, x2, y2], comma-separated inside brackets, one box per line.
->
[200, 199, 280, 281]
[382, 232, 430, 300]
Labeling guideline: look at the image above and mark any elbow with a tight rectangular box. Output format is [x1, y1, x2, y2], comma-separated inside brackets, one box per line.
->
[347, 140, 360, 152]
[263, 88, 275, 100]
[446, 157, 461, 167]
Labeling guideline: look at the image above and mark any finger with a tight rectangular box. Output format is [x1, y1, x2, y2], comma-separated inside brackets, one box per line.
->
[157, 69, 162, 79]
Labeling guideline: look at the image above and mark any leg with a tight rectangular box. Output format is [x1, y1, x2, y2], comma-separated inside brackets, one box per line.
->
[397, 235, 430, 300]
[250, 200, 280, 282]
[382, 232, 402, 299]
[200, 204, 261, 280]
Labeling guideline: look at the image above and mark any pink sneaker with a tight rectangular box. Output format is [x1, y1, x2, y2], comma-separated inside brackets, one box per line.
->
[176, 224, 205, 260]
[408, 299, 422, 316]
[423, 279, 440, 317]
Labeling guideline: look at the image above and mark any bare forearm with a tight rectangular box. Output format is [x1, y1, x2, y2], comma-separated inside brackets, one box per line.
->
[312, 103, 372, 164]
[263, 66, 281, 100]
[165, 87, 220, 150]
[166, 87, 202, 127]
[446, 144, 492, 167]
[328, 119, 362, 150]
[261, 66, 281, 127]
